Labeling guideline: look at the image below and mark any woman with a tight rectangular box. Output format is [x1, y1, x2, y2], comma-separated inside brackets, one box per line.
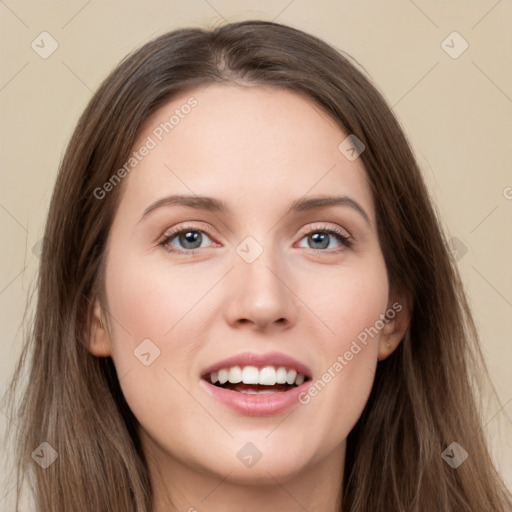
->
[5, 20, 511, 511]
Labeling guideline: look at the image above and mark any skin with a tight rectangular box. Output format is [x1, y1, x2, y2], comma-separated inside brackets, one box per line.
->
[89, 84, 410, 512]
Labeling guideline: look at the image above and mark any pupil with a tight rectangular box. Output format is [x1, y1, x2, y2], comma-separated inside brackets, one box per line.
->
[310, 232, 328, 249]
[180, 231, 201, 249]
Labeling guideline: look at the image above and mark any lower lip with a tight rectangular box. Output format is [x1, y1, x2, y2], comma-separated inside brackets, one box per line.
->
[200, 380, 312, 416]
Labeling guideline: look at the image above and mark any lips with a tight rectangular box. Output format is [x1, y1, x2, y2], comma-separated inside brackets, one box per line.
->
[200, 351, 312, 416]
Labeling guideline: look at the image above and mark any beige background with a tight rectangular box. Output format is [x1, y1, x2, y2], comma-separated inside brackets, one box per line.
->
[1, 0, 511, 507]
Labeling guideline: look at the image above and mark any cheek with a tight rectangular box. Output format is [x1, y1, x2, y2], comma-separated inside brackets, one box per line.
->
[297, 254, 389, 449]
[310, 253, 390, 350]
[104, 248, 219, 354]
[102, 252, 216, 452]
[102, 247, 204, 382]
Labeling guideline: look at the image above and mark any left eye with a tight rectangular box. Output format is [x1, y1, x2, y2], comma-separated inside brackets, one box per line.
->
[297, 229, 350, 251]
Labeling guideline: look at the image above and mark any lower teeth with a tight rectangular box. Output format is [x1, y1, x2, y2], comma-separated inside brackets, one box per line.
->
[212, 382, 299, 393]
[238, 389, 280, 394]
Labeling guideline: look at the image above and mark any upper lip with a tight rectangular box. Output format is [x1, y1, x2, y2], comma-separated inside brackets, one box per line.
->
[201, 351, 312, 379]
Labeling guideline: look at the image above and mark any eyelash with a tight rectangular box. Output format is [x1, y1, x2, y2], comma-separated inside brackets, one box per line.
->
[158, 224, 352, 256]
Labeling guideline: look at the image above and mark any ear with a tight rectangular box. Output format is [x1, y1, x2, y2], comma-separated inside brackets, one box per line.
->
[378, 292, 412, 361]
[88, 298, 112, 357]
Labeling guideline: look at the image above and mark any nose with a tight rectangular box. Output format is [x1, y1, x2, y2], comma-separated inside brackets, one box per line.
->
[223, 246, 297, 332]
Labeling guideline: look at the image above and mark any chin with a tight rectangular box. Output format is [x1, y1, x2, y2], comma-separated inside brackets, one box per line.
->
[194, 436, 317, 484]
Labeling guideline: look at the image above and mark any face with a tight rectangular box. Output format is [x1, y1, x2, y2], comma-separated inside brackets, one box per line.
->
[90, 84, 407, 491]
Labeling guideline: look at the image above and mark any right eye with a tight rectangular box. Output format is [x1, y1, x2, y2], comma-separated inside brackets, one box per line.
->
[159, 226, 218, 255]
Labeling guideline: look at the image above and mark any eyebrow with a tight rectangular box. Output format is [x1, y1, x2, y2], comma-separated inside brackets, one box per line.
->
[287, 195, 370, 225]
[139, 194, 371, 225]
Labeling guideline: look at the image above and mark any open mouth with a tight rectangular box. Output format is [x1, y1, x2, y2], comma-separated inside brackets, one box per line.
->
[203, 366, 310, 394]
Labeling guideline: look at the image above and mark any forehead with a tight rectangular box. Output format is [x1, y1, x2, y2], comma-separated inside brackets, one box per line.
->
[119, 84, 374, 221]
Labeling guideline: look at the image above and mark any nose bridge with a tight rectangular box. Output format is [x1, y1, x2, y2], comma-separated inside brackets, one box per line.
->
[225, 235, 295, 329]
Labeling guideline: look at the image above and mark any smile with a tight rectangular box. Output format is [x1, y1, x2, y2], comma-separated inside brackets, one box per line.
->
[200, 352, 312, 416]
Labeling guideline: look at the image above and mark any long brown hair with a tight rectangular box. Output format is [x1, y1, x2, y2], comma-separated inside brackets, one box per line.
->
[4, 20, 511, 511]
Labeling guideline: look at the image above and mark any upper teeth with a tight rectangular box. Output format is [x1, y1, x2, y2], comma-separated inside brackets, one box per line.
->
[209, 366, 306, 387]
